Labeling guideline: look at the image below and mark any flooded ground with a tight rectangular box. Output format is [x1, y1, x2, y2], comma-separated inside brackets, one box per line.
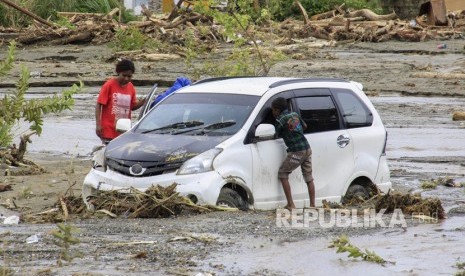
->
[2, 40, 465, 275]
[212, 217, 465, 276]
[4, 90, 465, 276]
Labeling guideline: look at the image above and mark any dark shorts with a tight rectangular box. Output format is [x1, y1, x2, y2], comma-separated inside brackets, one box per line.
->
[278, 148, 313, 183]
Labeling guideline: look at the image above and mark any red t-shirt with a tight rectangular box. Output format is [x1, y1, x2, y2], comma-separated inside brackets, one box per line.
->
[97, 78, 136, 139]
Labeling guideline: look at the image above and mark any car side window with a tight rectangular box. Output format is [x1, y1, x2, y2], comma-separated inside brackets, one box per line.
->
[294, 96, 340, 134]
[332, 89, 373, 128]
[244, 91, 293, 144]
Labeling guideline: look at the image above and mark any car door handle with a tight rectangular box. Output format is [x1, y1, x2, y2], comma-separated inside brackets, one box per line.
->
[337, 135, 350, 148]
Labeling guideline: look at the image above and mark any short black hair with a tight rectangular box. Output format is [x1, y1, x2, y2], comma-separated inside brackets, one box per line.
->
[271, 97, 288, 112]
[115, 59, 135, 74]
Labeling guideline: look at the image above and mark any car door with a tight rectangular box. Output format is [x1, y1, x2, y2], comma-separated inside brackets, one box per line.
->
[293, 88, 355, 204]
[138, 83, 158, 120]
[331, 88, 383, 185]
[246, 91, 307, 210]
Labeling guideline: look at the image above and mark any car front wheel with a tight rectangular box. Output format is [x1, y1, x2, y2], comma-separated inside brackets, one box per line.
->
[344, 184, 370, 202]
[216, 187, 248, 210]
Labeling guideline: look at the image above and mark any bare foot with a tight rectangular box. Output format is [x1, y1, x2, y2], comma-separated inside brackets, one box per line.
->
[284, 204, 296, 211]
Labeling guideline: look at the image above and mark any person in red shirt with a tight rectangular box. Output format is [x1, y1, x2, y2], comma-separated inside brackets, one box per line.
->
[95, 59, 146, 144]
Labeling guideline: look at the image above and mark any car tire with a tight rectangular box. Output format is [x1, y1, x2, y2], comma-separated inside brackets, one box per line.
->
[217, 187, 248, 210]
[344, 184, 370, 201]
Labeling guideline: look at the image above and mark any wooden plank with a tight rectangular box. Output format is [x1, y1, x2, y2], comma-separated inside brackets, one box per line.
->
[57, 12, 104, 18]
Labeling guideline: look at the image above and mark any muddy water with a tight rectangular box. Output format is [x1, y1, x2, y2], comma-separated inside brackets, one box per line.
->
[11, 86, 155, 156]
[209, 216, 465, 275]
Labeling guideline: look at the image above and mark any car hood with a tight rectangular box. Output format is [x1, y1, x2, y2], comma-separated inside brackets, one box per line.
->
[105, 133, 228, 162]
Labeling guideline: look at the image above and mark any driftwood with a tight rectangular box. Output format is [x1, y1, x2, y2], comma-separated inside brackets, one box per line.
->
[452, 111, 465, 121]
[0, 132, 45, 175]
[57, 12, 104, 18]
[346, 9, 398, 21]
[295, 0, 309, 25]
[168, 0, 185, 21]
[143, 53, 182, 61]
[411, 72, 465, 80]
[52, 31, 93, 45]
[310, 3, 345, 21]
[141, 4, 152, 20]
[15, 131, 36, 162]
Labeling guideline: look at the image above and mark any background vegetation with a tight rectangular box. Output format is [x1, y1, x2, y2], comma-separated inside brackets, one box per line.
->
[0, 0, 135, 27]
[0, 0, 382, 27]
[0, 41, 82, 155]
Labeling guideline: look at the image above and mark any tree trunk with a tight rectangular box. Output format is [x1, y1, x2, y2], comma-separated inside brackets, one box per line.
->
[15, 131, 36, 162]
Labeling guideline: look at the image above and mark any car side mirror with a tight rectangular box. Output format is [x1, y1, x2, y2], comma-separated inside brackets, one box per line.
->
[254, 124, 275, 141]
[116, 118, 131, 133]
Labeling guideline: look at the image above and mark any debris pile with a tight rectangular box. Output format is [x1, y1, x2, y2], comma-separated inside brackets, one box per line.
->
[21, 195, 89, 223]
[375, 191, 446, 219]
[282, 4, 465, 43]
[86, 183, 232, 218]
[16, 13, 120, 46]
[2, 3, 465, 49]
[20, 183, 235, 223]
[324, 190, 446, 219]
[87, 184, 193, 218]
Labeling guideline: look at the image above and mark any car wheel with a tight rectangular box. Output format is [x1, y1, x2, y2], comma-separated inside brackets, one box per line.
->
[216, 187, 248, 210]
[344, 184, 370, 201]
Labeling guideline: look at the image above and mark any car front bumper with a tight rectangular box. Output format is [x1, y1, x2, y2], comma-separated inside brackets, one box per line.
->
[82, 168, 224, 210]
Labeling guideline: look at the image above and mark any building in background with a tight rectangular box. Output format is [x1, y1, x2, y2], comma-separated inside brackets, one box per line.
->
[123, 0, 149, 15]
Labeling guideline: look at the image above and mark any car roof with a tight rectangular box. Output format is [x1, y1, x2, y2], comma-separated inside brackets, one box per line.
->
[178, 77, 351, 96]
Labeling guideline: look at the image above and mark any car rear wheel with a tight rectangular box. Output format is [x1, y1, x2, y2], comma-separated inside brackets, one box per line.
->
[216, 187, 248, 210]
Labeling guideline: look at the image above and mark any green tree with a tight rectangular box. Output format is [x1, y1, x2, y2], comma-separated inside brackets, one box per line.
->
[0, 41, 83, 164]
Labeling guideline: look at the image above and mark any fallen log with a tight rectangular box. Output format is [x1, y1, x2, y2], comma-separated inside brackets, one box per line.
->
[310, 4, 345, 21]
[141, 4, 152, 20]
[294, 0, 309, 25]
[143, 53, 182, 61]
[346, 9, 398, 21]
[127, 21, 154, 28]
[106, 7, 120, 20]
[452, 111, 465, 121]
[52, 31, 93, 45]
[411, 72, 465, 80]
[310, 10, 336, 21]
[375, 20, 395, 36]
[57, 12, 104, 18]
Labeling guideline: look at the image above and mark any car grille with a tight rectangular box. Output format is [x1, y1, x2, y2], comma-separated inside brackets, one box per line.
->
[106, 157, 183, 177]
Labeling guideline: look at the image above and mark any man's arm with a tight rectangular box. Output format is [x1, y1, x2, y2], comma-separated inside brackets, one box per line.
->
[132, 96, 146, 111]
[299, 115, 308, 131]
[95, 102, 103, 138]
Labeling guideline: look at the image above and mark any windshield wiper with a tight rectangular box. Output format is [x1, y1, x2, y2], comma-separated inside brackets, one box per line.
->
[173, 120, 236, 135]
[141, 120, 204, 134]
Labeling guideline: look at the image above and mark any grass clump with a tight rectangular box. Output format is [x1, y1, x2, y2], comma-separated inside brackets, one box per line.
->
[110, 27, 160, 52]
[51, 223, 82, 266]
[329, 234, 392, 264]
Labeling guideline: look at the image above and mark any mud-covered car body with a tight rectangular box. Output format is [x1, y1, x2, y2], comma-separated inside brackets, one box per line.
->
[83, 77, 391, 210]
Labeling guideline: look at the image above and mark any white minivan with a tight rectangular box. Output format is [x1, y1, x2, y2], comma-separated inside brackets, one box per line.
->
[82, 77, 391, 210]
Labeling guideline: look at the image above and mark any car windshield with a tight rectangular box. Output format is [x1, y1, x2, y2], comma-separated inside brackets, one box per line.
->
[135, 93, 260, 136]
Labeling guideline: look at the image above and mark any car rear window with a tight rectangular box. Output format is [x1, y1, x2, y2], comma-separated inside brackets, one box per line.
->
[295, 96, 340, 133]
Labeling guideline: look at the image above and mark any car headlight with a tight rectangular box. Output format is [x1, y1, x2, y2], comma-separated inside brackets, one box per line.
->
[177, 148, 222, 175]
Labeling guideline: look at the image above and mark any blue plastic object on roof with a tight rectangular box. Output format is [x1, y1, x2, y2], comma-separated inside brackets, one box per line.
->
[150, 77, 192, 108]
